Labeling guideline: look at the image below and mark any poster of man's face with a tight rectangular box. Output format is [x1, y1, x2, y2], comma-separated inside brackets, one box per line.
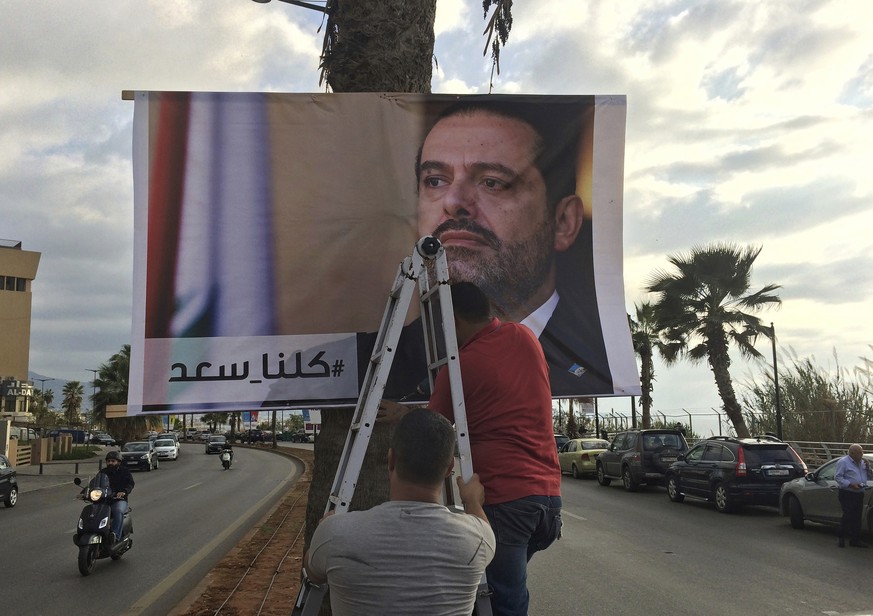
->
[127, 92, 639, 415]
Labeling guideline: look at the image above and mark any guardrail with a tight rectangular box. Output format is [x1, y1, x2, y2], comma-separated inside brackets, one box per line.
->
[36, 459, 104, 475]
[784, 441, 863, 468]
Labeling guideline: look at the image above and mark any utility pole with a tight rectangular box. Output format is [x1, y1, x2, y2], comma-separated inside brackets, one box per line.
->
[770, 322, 783, 440]
[86, 369, 98, 433]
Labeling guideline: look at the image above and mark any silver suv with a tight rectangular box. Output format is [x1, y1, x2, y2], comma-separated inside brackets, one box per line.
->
[596, 429, 689, 491]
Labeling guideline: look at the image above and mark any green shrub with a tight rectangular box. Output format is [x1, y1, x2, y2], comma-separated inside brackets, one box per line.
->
[53, 446, 102, 461]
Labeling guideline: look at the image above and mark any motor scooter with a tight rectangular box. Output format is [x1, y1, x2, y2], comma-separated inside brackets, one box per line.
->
[220, 448, 233, 470]
[73, 473, 133, 576]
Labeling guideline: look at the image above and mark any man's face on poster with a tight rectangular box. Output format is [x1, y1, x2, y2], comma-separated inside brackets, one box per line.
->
[416, 110, 560, 321]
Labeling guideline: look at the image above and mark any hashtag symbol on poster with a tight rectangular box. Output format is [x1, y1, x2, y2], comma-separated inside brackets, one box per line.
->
[332, 360, 345, 377]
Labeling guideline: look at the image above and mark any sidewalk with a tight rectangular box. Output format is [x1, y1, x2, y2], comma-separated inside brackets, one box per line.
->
[15, 460, 103, 493]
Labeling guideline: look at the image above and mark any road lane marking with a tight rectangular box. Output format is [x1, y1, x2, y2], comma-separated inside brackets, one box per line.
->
[562, 510, 587, 521]
[121, 474, 292, 616]
[182, 482, 203, 490]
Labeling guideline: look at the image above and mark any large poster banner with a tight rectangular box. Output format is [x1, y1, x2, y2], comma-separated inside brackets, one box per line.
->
[128, 93, 639, 415]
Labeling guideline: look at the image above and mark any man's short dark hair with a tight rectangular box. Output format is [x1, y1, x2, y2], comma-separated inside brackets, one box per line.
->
[451, 282, 491, 322]
[391, 408, 456, 486]
[415, 98, 584, 213]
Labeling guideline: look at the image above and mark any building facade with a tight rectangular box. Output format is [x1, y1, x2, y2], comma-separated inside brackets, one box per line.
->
[0, 239, 41, 418]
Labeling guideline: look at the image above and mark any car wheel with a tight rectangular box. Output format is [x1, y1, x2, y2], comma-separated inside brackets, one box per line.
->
[622, 466, 640, 492]
[713, 482, 734, 513]
[787, 495, 805, 529]
[596, 463, 611, 487]
[4, 485, 18, 508]
[572, 464, 581, 479]
[666, 475, 684, 503]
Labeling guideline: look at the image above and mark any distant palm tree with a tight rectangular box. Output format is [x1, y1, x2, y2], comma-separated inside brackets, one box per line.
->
[92, 345, 130, 427]
[92, 345, 161, 441]
[32, 389, 56, 431]
[61, 381, 84, 425]
[628, 301, 668, 428]
[646, 243, 781, 438]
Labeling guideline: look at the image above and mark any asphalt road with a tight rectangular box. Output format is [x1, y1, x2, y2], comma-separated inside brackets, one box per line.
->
[529, 475, 873, 616]
[1, 443, 301, 616]
[9, 444, 873, 616]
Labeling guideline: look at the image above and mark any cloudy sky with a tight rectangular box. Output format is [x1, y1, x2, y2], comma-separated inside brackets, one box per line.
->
[3, 0, 871, 434]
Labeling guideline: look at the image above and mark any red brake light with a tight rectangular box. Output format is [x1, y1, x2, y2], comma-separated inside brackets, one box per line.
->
[789, 446, 808, 474]
[736, 447, 747, 477]
[580, 453, 590, 461]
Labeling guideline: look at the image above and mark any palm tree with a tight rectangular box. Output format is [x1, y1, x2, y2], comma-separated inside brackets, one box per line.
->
[61, 381, 84, 426]
[93, 345, 162, 442]
[31, 388, 56, 432]
[646, 243, 781, 438]
[628, 301, 668, 429]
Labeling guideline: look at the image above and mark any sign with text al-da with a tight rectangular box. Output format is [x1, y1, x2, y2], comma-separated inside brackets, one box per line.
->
[127, 92, 639, 415]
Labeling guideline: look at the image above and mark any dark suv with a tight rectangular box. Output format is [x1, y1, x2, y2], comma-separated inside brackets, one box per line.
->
[596, 429, 689, 491]
[665, 435, 808, 513]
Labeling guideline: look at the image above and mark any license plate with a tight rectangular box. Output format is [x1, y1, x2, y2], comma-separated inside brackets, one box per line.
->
[768, 469, 789, 476]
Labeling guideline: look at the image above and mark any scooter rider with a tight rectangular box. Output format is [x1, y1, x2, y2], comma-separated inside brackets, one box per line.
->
[99, 450, 134, 543]
[220, 441, 234, 461]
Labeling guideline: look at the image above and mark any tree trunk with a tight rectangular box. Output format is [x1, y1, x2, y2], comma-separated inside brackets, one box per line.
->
[323, 0, 437, 93]
[304, 408, 391, 528]
[303, 3, 438, 575]
[706, 329, 751, 438]
[640, 348, 653, 429]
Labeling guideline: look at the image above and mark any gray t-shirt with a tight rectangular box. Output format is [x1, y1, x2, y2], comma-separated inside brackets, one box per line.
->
[307, 500, 495, 616]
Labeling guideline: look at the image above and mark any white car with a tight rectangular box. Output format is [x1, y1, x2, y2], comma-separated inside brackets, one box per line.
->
[153, 438, 180, 461]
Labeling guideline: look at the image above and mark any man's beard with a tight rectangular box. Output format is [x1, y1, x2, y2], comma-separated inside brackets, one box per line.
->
[434, 219, 555, 320]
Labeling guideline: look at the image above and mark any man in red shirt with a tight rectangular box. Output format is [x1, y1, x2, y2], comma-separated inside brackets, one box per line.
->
[381, 282, 562, 616]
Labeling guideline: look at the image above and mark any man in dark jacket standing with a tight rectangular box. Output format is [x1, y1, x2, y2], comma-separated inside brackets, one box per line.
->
[99, 450, 135, 542]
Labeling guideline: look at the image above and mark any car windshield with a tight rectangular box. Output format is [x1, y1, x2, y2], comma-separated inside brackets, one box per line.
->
[209, 436, 226, 443]
[582, 440, 610, 450]
[123, 442, 149, 452]
[155, 439, 174, 447]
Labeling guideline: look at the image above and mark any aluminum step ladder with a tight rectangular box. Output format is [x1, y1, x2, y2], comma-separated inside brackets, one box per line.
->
[292, 235, 491, 615]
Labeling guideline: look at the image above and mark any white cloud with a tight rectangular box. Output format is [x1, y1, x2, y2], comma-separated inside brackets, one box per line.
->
[2, 0, 871, 419]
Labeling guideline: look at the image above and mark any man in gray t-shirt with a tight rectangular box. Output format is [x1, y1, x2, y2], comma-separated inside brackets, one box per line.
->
[305, 409, 495, 616]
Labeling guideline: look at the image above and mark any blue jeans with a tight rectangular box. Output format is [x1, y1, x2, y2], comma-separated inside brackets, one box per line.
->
[110, 500, 128, 541]
[482, 496, 562, 616]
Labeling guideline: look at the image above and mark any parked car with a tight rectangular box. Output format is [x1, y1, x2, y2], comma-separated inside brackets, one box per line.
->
[596, 429, 689, 491]
[157, 432, 180, 444]
[243, 429, 265, 443]
[185, 428, 199, 440]
[554, 433, 570, 451]
[198, 431, 212, 442]
[779, 453, 873, 532]
[281, 430, 311, 443]
[48, 428, 88, 444]
[205, 435, 228, 454]
[120, 441, 159, 471]
[10, 427, 39, 441]
[90, 433, 116, 446]
[559, 438, 610, 479]
[0, 453, 18, 508]
[153, 438, 180, 461]
[665, 435, 807, 513]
